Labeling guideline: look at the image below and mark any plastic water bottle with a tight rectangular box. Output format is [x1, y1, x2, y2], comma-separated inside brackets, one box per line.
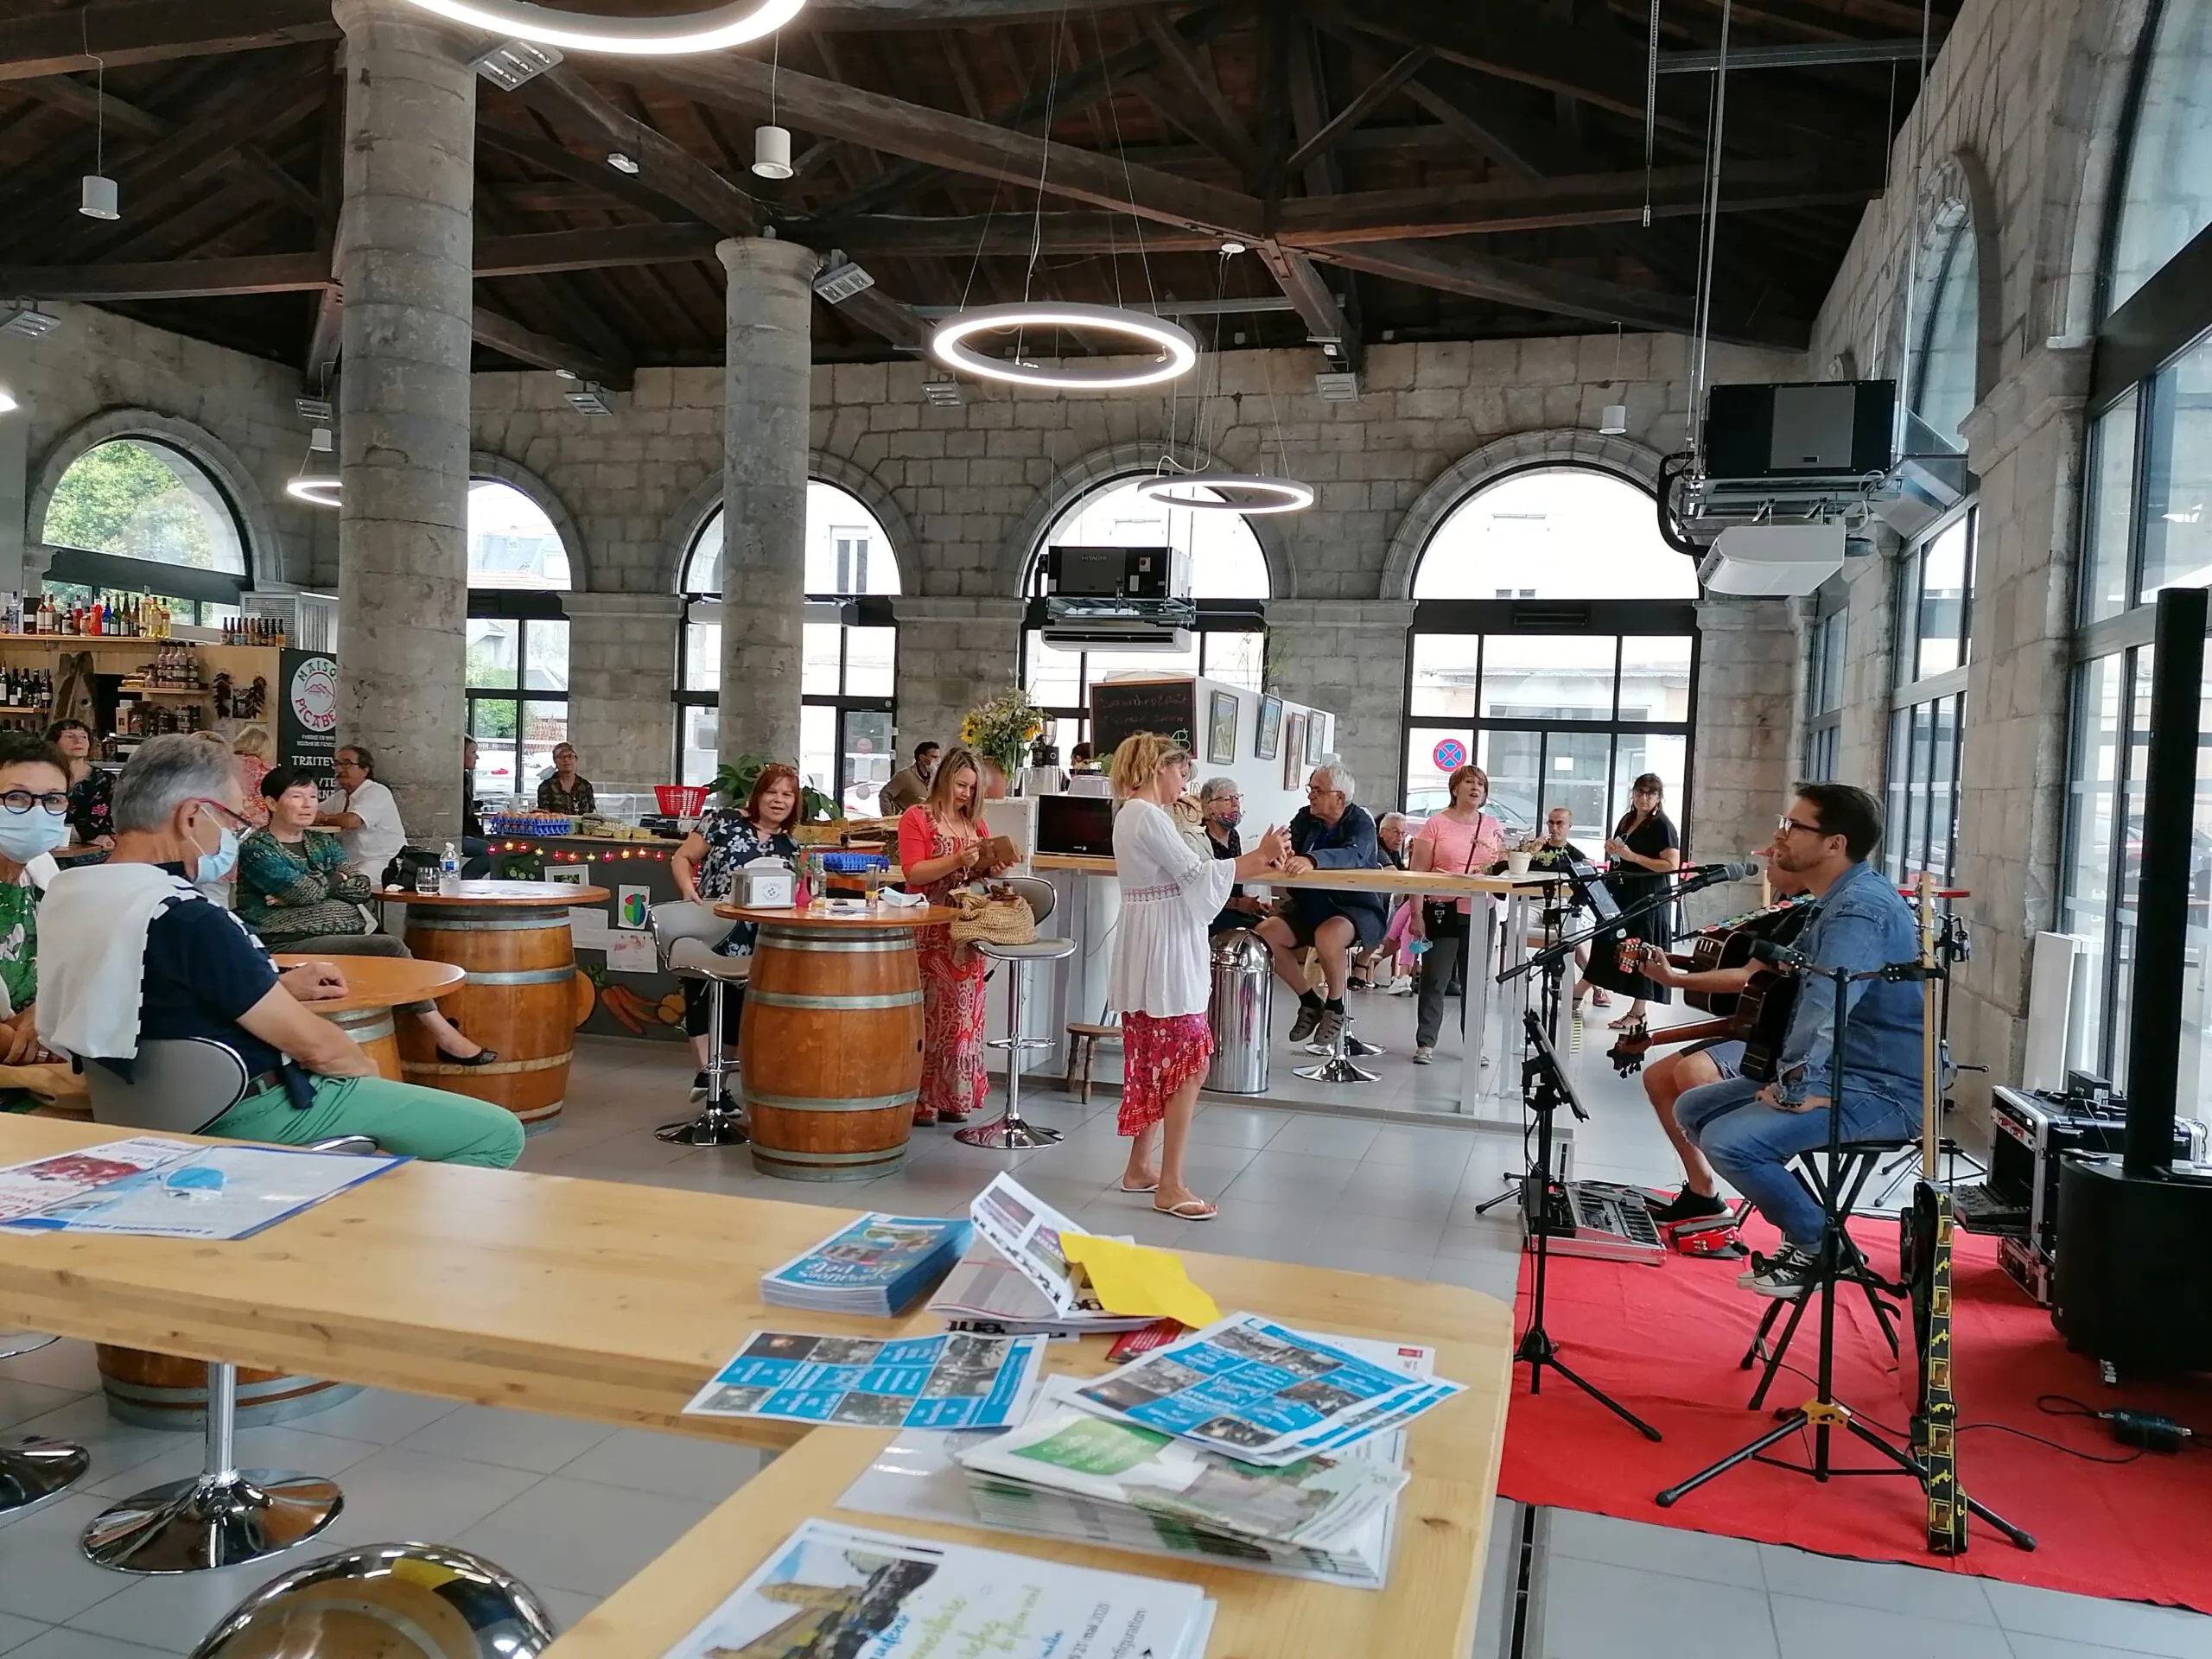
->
[439, 841, 461, 894]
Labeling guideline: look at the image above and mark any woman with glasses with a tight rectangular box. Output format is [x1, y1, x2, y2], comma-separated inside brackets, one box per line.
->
[0, 732, 79, 1107]
[45, 719, 112, 849]
[237, 766, 495, 1067]
[1589, 772, 1682, 1028]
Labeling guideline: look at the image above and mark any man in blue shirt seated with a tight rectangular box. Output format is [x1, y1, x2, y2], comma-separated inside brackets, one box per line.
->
[37, 735, 524, 1168]
[1675, 782, 1923, 1299]
[1253, 763, 1387, 1052]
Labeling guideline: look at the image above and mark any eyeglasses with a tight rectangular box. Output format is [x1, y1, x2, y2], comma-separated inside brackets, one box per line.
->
[0, 791, 67, 817]
[1776, 816, 1824, 837]
[188, 798, 253, 832]
[1305, 783, 1339, 797]
[334, 757, 365, 771]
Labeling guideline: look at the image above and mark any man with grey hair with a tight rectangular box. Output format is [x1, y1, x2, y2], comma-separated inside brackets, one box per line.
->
[1253, 760, 1385, 1048]
[1198, 777, 1266, 935]
[35, 734, 523, 1168]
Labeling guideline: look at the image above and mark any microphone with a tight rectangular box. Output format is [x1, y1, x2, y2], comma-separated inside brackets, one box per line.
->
[1674, 859, 1760, 884]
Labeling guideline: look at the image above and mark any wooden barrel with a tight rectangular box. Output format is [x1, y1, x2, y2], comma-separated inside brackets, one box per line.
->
[323, 1006, 402, 1081]
[399, 903, 576, 1123]
[95, 1347, 359, 1430]
[741, 922, 922, 1181]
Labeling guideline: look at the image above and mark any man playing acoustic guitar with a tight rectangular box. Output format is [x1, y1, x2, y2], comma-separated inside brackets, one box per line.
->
[1672, 783, 1924, 1298]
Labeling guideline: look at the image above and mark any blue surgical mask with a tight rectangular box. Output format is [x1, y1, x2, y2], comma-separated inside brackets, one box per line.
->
[0, 810, 67, 865]
[194, 826, 239, 884]
[1215, 809, 1243, 830]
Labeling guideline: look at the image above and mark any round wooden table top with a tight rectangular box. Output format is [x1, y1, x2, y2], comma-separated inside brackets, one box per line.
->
[273, 953, 467, 1013]
[717, 903, 958, 928]
[379, 880, 611, 906]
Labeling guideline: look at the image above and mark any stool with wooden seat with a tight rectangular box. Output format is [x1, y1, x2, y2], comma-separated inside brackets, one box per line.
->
[81, 1039, 353, 1572]
[1063, 1020, 1120, 1103]
[650, 900, 749, 1147]
[957, 876, 1077, 1151]
[190, 1541, 557, 1656]
[1739, 1135, 1910, 1409]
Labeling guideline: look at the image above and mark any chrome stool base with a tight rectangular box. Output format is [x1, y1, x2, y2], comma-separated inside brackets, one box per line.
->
[955, 1116, 1065, 1150]
[657, 1103, 748, 1146]
[1294, 1015, 1381, 1084]
[85, 1471, 340, 1573]
[0, 1437, 87, 1515]
[190, 1541, 557, 1658]
[0, 1332, 60, 1363]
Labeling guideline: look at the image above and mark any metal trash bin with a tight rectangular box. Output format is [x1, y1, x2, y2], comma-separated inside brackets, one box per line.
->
[1206, 929, 1273, 1094]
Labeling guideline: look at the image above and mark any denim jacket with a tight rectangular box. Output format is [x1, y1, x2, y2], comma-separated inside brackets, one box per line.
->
[1772, 860, 1923, 1107]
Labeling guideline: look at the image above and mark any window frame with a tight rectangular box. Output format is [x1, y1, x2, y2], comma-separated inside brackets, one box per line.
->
[1802, 582, 1847, 781]
[1885, 505, 1977, 883]
[1018, 601, 1268, 748]
[40, 435, 253, 607]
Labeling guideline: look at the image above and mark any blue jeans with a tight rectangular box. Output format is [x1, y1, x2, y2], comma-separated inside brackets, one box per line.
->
[1675, 1076, 1918, 1250]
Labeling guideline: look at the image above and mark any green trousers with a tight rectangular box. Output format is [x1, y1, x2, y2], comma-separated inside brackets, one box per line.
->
[206, 1074, 526, 1169]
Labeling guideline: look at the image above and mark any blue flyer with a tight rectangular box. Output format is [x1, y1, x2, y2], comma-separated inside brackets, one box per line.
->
[683, 1330, 1046, 1431]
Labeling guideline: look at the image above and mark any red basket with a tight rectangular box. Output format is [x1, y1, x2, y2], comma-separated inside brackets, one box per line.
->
[654, 785, 709, 816]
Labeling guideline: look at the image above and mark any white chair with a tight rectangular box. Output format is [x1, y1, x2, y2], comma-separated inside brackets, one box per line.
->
[651, 899, 750, 1147]
[190, 1541, 556, 1656]
[79, 1040, 349, 1573]
[957, 876, 1078, 1151]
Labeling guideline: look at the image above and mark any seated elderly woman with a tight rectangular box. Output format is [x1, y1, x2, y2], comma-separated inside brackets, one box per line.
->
[237, 765, 496, 1067]
[34, 736, 523, 1166]
[0, 731, 85, 1109]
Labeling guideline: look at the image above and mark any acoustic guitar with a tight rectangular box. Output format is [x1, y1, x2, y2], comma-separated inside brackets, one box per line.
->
[1605, 918, 1807, 1080]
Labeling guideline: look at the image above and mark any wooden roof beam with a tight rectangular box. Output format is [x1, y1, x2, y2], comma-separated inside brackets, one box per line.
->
[502, 68, 758, 238]
[0, 0, 336, 83]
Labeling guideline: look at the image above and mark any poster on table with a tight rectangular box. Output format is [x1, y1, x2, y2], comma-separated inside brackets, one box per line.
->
[276, 650, 339, 786]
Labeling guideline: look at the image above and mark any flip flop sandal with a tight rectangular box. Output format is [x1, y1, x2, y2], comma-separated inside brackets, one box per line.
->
[1119, 1179, 1161, 1193]
[1154, 1198, 1218, 1221]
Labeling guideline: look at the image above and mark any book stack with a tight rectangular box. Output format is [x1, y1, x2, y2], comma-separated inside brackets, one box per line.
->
[760, 1213, 971, 1318]
[662, 1518, 1217, 1659]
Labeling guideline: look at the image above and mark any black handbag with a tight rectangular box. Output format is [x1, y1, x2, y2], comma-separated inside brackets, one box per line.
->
[1421, 826, 1484, 937]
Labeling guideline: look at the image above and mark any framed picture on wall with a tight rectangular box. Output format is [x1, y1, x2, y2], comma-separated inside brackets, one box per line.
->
[1282, 713, 1306, 789]
[1305, 714, 1327, 763]
[1206, 690, 1238, 765]
[1255, 695, 1284, 760]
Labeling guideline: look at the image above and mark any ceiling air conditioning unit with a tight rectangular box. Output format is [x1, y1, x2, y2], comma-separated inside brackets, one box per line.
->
[1038, 618, 1193, 654]
[1697, 523, 1847, 596]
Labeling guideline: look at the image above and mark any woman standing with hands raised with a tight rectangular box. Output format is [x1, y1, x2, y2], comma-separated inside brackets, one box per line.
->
[898, 747, 1011, 1126]
[1109, 733, 1289, 1220]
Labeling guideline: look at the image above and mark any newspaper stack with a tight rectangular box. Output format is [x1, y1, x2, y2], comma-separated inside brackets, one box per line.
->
[928, 1173, 1154, 1337]
[760, 1213, 971, 1317]
[661, 1518, 1217, 1659]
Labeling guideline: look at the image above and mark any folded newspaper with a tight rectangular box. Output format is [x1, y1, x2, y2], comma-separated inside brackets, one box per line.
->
[967, 1171, 1095, 1318]
[927, 1243, 1158, 1337]
[658, 1518, 1217, 1659]
[760, 1213, 971, 1317]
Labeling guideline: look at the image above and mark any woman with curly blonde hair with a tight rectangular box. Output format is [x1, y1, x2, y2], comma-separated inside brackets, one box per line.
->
[898, 747, 1013, 1124]
[1109, 732, 1287, 1219]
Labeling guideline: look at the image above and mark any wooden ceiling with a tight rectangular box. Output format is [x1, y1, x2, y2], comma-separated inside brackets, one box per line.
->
[0, 0, 1959, 387]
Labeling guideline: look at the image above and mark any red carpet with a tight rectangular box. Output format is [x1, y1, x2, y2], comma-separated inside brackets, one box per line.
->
[1497, 1218, 2212, 1611]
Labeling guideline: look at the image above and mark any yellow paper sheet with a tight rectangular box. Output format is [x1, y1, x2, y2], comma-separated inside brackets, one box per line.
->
[1061, 1232, 1220, 1330]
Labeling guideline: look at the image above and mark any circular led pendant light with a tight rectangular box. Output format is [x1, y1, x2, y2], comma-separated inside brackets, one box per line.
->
[931, 302, 1198, 391]
[392, 0, 804, 55]
[1134, 474, 1315, 514]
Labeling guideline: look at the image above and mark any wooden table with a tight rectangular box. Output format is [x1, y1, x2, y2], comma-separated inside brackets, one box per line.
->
[273, 953, 467, 1082]
[378, 881, 609, 1125]
[715, 904, 957, 1181]
[0, 1117, 1510, 1658]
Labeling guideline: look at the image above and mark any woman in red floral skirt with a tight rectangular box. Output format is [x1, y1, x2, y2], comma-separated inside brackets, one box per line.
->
[898, 747, 1011, 1125]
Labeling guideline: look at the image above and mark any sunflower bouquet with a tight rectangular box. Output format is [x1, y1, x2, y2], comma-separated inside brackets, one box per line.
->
[960, 684, 1047, 779]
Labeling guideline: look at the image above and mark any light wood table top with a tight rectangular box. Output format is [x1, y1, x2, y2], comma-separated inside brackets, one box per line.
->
[378, 880, 610, 906]
[1031, 851, 1570, 899]
[715, 903, 959, 928]
[271, 953, 466, 1013]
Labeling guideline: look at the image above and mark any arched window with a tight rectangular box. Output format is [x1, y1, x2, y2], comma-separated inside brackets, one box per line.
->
[677, 481, 900, 811]
[1404, 467, 1695, 836]
[1020, 477, 1270, 747]
[2107, 0, 2212, 315]
[1906, 207, 1980, 450]
[41, 436, 250, 621]
[465, 480, 571, 804]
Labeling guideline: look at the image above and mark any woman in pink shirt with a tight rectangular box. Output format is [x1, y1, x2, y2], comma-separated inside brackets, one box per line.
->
[1407, 765, 1506, 1064]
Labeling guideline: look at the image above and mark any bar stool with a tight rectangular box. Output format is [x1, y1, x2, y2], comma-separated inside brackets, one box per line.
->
[957, 876, 1077, 1151]
[80, 1040, 357, 1572]
[1064, 1020, 1121, 1103]
[190, 1541, 556, 1657]
[1294, 1012, 1381, 1084]
[650, 900, 750, 1147]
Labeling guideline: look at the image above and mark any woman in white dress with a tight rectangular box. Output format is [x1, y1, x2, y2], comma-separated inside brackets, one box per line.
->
[1109, 733, 1287, 1220]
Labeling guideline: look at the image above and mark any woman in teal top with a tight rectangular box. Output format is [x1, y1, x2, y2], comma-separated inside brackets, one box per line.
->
[237, 766, 496, 1066]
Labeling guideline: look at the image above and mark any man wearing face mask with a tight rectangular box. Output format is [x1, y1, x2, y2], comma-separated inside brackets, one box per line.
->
[1198, 777, 1266, 936]
[35, 736, 524, 1167]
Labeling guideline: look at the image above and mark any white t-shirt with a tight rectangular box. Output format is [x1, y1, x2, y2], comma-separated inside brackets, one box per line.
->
[339, 779, 407, 880]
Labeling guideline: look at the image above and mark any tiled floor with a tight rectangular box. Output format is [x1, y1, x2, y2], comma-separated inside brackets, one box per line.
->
[0, 1014, 2199, 1656]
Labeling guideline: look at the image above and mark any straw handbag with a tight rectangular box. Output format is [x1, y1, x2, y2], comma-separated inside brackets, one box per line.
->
[949, 884, 1036, 947]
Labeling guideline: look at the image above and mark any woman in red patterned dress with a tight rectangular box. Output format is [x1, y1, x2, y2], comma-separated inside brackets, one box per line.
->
[897, 747, 1010, 1125]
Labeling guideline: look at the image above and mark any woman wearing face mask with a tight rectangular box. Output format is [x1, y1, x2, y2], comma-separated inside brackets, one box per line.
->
[45, 720, 113, 849]
[236, 767, 494, 1065]
[0, 732, 80, 1105]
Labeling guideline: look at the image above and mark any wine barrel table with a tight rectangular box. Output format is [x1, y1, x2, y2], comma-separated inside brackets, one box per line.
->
[273, 953, 467, 1081]
[383, 881, 608, 1126]
[719, 904, 954, 1182]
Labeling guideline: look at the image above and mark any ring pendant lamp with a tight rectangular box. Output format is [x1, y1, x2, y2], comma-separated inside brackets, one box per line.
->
[1135, 473, 1315, 515]
[930, 302, 1198, 391]
[392, 0, 804, 54]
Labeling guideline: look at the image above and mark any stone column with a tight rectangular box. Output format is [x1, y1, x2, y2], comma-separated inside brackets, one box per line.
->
[1686, 596, 1797, 925]
[333, 0, 475, 840]
[715, 236, 818, 765]
[563, 593, 683, 791]
[1264, 600, 1416, 803]
[889, 596, 1027, 757]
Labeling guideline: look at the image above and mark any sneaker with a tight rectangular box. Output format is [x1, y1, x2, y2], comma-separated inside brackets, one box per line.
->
[1649, 1188, 1730, 1226]
[1740, 1243, 1820, 1298]
[1287, 1003, 1324, 1044]
[690, 1071, 709, 1103]
[1314, 1007, 1347, 1050]
[1412, 1045, 1433, 1065]
[1386, 976, 1416, 996]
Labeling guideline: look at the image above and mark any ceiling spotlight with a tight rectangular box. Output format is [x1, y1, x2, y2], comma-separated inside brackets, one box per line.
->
[811, 258, 874, 303]
[0, 391, 17, 416]
[79, 175, 118, 220]
[753, 124, 793, 181]
[554, 367, 579, 380]
[0, 308, 59, 340]
[1134, 474, 1316, 515]
[564, 381, 614, 416]
[1220, 239, 1246, 256]
[606, 151, 640, 175]
[470, 37, 563, 89]
[931, 302, 1198, 391]
[391, 0, 805, 55]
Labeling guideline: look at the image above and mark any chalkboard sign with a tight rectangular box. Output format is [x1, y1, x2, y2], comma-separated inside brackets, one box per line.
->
[1090, 677, 1198, 760]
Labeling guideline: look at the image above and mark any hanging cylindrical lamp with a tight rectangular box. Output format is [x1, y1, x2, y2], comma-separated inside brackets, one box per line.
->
[79, 175, 118, 221]
[1599, 403, 1629, 435]
[752, 124, 793, 180]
